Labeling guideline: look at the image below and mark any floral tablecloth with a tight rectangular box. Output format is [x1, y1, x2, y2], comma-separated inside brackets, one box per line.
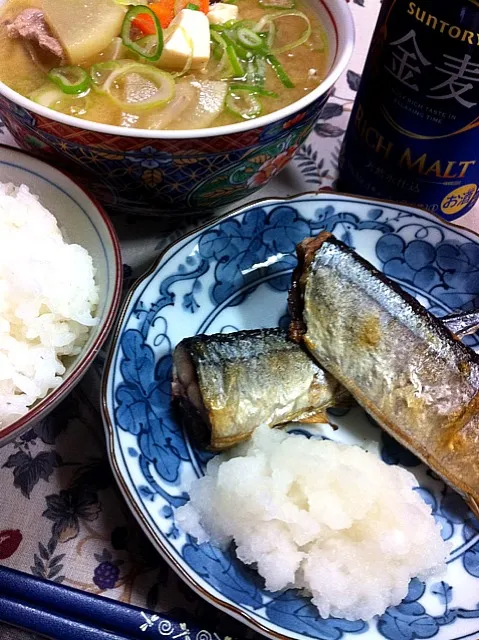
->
[1, 1, 479, 639]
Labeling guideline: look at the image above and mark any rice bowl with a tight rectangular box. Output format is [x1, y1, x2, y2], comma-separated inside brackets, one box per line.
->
[0, 181, 100, 427]
[0, 145, 122, 445]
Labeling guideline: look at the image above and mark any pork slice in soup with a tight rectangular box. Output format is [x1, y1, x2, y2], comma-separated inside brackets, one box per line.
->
[0, 0, 329, 130]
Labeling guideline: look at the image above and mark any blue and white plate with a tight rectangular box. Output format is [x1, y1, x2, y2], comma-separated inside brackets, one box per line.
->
[102, 193, 479, 640]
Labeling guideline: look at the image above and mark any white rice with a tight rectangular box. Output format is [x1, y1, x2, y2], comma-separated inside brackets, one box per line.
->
[0, 182, 99, 427]
[176, 425, 449, 621]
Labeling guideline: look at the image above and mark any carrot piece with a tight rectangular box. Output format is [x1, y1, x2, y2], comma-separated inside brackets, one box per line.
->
[132, 0, 176, 32]
[131, 13, 155, 34]
[151, 1, 176, 26]
[132, 0, 209, 34]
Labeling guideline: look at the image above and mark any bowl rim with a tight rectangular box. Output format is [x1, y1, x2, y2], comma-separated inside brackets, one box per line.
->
[0, 144, 123, 443]
[0, 0, 354, 140]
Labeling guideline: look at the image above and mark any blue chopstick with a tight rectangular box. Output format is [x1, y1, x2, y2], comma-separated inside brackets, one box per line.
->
[0, 566, 232, 640]
[0, 593, 133, 640]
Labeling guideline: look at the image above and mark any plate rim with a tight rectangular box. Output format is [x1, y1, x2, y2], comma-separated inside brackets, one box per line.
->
[100, 190, 479, 640]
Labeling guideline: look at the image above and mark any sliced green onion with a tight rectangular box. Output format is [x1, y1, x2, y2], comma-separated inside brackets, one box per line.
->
[254, 10, 311, 54]
[210, 30, 227, 49]
[225, 44, 244, 77]
[266, 53, 294, 87]
[242, 54, 267, 86]
[236, 27, 265, 51]
[210, 30, 247, 79]
[30, 84, 65, 107]
[121, 5, 163, 61]
[135, 34, 161, 58]
[223, 19, 240, 29]
[215, 50, 232, 77]
[230, 19, 256, 29]
[90, 61, 114, 89]
[210, 32, 226, 55]
[254, 56, 267, 85]
[30, 83, 91, 115]
[221, 31, 250, 59]
[272, 11, 311, 54]
[105, 63, 175, 110]
[211, 41, 223, 60]
[226, 87, 262, 119]
[244, 56, 266, 85]
[186, 2, 199, 8]
[245, 58, 256, 84]
[259, 0, 295, 7]
[100, 37, 129, 61]
[256, 21, 275, 48]
[47, 66, 91, 95]
[210, 31, 232, 77]
[92, 61, 175, 110]
[229, 83, 278, 97]
[253, 13, 275, 33]
[90, 60, 138, 90]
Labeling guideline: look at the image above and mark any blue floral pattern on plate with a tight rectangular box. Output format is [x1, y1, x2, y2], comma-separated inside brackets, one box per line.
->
[102, 194, 479, 640]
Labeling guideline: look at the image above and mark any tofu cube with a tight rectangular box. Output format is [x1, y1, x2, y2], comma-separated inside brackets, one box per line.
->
[158, 9, 210, 71]
[207, 2, 238, 25]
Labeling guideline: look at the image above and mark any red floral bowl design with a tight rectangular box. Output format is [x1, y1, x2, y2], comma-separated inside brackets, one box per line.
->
[0, 0, 353, 218]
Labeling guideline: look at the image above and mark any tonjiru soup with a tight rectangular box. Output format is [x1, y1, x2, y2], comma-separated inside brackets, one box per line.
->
[0, 0, 329, 130]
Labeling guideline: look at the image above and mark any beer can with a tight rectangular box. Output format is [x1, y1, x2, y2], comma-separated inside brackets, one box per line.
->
[337, 0, 479, 220]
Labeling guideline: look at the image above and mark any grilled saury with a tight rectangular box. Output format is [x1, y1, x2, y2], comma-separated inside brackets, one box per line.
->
[172, 327, 352, 450]
[289, 231, 479, 516]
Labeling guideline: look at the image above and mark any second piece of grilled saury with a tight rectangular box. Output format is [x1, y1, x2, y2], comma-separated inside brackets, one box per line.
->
[171, 328, 351, 450]
[289, 231, 479, 516]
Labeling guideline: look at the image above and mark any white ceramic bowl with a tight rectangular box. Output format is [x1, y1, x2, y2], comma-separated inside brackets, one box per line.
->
[0, 145, 122, 446]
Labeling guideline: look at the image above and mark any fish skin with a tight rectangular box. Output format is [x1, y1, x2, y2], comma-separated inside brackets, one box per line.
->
[442, 310, 479, 339]
[289, 231, 479, 516]
[172, 328, 352, 450]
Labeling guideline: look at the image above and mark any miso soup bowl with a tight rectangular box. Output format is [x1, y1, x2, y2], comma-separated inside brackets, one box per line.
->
[0, 0, 353, 217]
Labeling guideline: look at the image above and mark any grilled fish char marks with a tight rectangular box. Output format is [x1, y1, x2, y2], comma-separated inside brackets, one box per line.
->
[289, 232, 479, 513]
[172, 327, 351, 450]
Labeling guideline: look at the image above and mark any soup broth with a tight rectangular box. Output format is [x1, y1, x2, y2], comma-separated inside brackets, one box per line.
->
[0, 0, 329, 130]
